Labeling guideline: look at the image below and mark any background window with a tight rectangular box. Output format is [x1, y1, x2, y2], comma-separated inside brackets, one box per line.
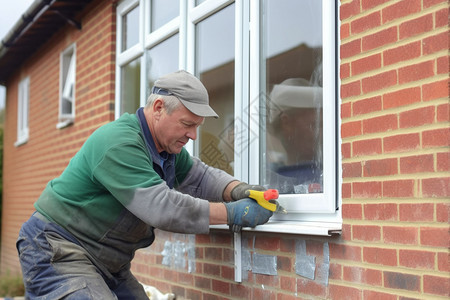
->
[58, 44, 76, 128]
[196, 3, 235, 175]
[122, 4, 140, 52]
[15, 77, 29, 146]
[120, 58, 141, 115]
[145, 34, 179, 98]
[117, 0, 180, 118]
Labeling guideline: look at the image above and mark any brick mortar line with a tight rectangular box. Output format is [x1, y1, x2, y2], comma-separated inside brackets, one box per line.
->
[328, 262, 450, 279]
[75, 105, 115, 118]
[134, 273, 238, 297]
[340, 49, 448, 85]
[341, 198, 450, 204]
[342, 170, 449, 178]
[327, 254, 449, 271]
[327, 279, 449, 300]
[328, 243, 450, 254]
[342, 220, 449, 229]
[342, 154, 449, 166]
[341, 148, 448, 160]
[341, 123, 449, 142]
[341, 98, 449, 123]
[343, 218, 449, 227]
[136, 269, 279, 293]
[75, 101, 115, 116]
[77, 71, 115, 85]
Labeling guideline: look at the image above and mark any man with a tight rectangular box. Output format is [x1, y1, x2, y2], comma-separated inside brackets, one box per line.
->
[17, 70, 272, 299]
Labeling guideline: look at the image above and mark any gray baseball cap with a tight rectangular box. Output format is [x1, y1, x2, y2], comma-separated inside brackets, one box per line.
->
[152, 70, 219, 118]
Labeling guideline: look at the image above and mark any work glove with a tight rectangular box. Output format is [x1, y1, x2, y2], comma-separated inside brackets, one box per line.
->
[224, 198, 273, 232]
[230, 182, 266, 201]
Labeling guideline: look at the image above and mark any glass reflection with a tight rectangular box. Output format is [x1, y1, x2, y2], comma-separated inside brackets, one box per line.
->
[146, 34, 179, 98]
[196, 4, 235, 175]
[196, 0, 207, 5]
[150, 0, 179, 32]
[120, 59, 140, 115]
[122, 5, 139, 52]
[262, 0, 323, 194]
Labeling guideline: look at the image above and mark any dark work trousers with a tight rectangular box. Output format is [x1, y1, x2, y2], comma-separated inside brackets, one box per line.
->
[16, 212, 148, 299]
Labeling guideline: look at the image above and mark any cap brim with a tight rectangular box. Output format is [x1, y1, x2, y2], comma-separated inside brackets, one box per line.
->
[179, 98, 219, 118]
[271, 85, 322, 108]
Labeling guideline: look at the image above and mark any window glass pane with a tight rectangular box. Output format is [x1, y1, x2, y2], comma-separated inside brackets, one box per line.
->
[146, 34, 179, 98]
[261, 0, 323, 194]
[22, 79, 29, 132]
[122, 5, 140, 52]
[150, 0, 179, 32]
[17, 78, 29, 142]
[120, 58, 141, 115]
[196, 4, 235, 175]
[62, 51, 75, 115]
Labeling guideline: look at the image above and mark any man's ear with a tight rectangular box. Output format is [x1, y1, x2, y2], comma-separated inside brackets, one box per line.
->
[152, 98, 164, 119]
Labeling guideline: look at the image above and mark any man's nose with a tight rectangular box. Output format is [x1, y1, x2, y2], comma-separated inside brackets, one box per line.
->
[186, 127, 197, 140]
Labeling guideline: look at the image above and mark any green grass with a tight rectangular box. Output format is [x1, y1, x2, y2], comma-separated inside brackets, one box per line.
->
[0, 272, 25, 297]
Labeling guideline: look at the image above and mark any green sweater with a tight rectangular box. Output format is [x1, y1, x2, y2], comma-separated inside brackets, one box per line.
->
[35, 112, 235, 272]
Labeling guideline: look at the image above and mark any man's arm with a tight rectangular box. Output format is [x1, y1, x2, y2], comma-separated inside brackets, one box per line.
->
[222, 180, 241, 202]
[176, 157, 236, 201]
[209, 203, 227, 224]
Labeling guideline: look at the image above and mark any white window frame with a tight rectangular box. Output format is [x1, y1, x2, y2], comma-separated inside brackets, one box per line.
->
[116, 0, 142, 119]
[188, 0, 341, 230]
[116, 0, 342, 234]
[57, 44, 76, 129]
[248, 0, 341, 223]
[15, 77, 30, 147]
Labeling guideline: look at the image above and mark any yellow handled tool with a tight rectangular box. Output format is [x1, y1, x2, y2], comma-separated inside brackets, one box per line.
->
[246, 189, 287, 214]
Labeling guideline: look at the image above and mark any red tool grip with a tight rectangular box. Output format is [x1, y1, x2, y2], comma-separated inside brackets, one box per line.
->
[263, 189, 279, 201]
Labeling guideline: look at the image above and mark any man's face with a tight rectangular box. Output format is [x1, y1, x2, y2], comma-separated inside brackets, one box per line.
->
[279, 107, 322, 162]
[152, 102, 204, 154]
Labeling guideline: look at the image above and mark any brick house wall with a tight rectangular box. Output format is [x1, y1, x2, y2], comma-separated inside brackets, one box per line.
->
[1, 0, 449, 299]
[1, 0, 116, 273]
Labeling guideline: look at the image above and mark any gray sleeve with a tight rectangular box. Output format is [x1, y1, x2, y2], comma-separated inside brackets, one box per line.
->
[176, 156, 236, 202]
[127, 182, 210, 234]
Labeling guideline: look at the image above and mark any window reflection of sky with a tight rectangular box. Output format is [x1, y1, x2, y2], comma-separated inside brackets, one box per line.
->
[196, 4, 235, 73]
[265, 0, 322, 57]
[150, 0, 179, 32]
[122, 5, 139, 52]
[197, 0, 322, 73]
[146, 34, 179, 97]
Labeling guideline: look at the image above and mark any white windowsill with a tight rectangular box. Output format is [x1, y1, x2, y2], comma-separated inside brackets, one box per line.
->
[14, 137, 28, 147]
[56, 119, 74, 129]
[210, 220, 342, 236]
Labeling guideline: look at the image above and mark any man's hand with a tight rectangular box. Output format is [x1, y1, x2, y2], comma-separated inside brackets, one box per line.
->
[230, 182, 266, 201]
[224, 198, 273, 232]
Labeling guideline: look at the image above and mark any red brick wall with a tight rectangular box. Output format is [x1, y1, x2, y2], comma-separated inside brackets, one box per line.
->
[1, 0, 116, 273]
[341, 0, 448, 297]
